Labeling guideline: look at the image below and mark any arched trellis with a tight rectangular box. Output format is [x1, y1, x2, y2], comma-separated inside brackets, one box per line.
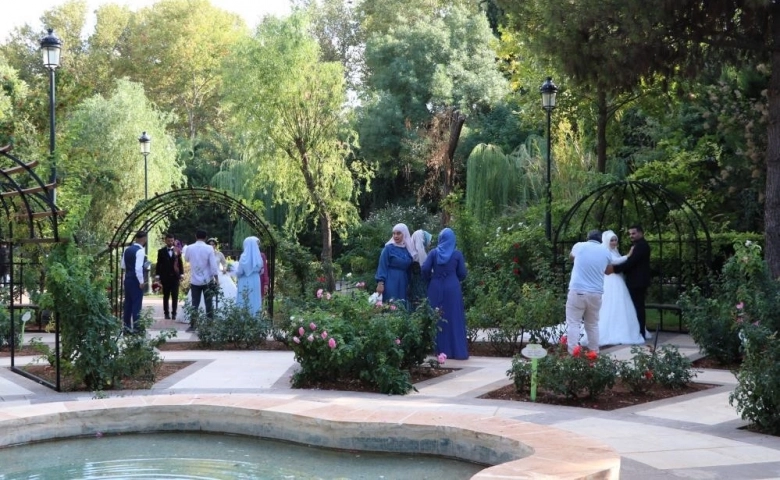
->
[1, 144, 66, 391]
[553, 181, 712, 332]
[106, 187, 277, 318]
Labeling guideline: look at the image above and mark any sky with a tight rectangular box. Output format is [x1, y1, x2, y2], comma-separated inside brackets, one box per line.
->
[0, 0, 293, 41]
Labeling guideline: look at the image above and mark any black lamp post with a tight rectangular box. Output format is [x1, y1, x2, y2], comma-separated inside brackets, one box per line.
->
[40, 28, 62, 204]
[138, 131, 151, 201]
[540, 77, 558, 241]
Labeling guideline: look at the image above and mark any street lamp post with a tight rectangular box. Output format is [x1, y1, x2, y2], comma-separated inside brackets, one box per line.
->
[40, 28, 62, 204]
[138, 131, 151, 201]
[540, 77, 558, 241]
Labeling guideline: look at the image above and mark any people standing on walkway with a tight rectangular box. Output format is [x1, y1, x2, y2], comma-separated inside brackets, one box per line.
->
[409, 229, 432, 309]
[121, 230, 148, 333]
[421, 228, 468, 360]
[236, 236, 264, 316]
[610, 224, 652, 339]
[183, 229, 220, 331]
[375, 223, 415, 308]
[155, 233, 184, 320]
[598, 230, 645, 346]
[566, 229, 613, 354]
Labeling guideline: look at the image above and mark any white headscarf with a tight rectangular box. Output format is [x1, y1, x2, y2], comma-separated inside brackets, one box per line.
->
[385, 223, 415, 258]
[601, 230, 619, 253]
[410, 229, 432, 266]
[238, 236, 263, 275]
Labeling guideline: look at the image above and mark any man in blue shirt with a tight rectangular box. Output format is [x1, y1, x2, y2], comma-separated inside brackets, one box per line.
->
[121, 230, 148, 333]
[567, 229, 613, 354]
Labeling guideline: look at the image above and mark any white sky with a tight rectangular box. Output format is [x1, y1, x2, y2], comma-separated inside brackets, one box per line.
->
[1, 0, 293, 41]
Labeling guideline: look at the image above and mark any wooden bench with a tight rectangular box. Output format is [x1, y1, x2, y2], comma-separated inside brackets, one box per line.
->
[646, 303, 683, 332]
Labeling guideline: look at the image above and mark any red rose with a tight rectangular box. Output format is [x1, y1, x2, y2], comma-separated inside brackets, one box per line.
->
[586, 351, 598, 360]
[572, 345, 582, 357]
[513, 243, 520, 249]
[644, 370, 654, 380]
[560, 335, 568, 346]
[513, 268, 520, 275]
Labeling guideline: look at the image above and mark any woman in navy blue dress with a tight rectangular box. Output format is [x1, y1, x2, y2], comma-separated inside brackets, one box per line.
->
[375, 223, 415, 308]
[422, 228, 468, 359]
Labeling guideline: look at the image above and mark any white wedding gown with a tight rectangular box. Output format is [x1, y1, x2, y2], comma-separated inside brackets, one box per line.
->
[594, 251, 645, 346]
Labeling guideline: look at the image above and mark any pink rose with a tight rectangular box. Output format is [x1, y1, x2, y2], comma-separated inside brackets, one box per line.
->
[390, 305, 397, 311]
[321, 331, 328, 339]
[326, 292, 332, 300]
[736, 302, 744, 310]
[395, 338, 401, 345]
[375, 300, 383, 307]
[298, 327, 305, 336]
[307, 335, 314, 342]
[316, 289, 323, 299]
[310, 322, 317, 330]
[437, 353, 447, 364]
[328, 338, 337, 349]
[293, 336, 301, 344]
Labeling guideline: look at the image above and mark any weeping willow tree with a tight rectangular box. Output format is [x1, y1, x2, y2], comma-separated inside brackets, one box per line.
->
[465, 143, 525, 222]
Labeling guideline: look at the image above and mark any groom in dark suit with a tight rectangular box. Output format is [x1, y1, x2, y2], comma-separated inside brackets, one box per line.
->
[611, 224, 652, 339]
[155, 233, 184, 320]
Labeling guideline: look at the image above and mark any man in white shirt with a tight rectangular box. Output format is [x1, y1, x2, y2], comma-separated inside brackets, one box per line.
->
[567, 229, 613, 354]
[120, 230, 148, 333]
[183, 229, 219, 331]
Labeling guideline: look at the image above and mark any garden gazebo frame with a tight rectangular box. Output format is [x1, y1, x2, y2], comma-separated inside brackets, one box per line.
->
[553, 181, 712, 332]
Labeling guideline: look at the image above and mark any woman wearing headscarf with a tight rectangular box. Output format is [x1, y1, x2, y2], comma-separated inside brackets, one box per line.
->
[236, 236, 264, 317]
[421, 228, 468, 359]
[597, 230, 644, 345]
[375, 223, 415, 308]
[408, 229, 432, 309]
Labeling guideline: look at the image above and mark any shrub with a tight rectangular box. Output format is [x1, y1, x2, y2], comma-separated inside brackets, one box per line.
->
[681, 241, 780, 364]
[653, 345, 696, 389]
[730, 324, 780, 435]
[286, 294, 439, 395]
[507, 354, 533, 393]
[191, 293, 271, 350]
[536, 349, 618, 399]
[617, 346, 658, 394]
[0, 306, 23, 350]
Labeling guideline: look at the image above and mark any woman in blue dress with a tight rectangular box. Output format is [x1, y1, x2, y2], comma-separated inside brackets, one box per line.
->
[375, 223, 415, 308]
[236, 236, 264, 317]
[422, 228, 468, 359]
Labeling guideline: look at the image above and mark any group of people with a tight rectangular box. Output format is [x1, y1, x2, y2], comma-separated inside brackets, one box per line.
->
[121, 229, 268, 333]
[565, 224, 651, 354]
[375, 224, 469, 360]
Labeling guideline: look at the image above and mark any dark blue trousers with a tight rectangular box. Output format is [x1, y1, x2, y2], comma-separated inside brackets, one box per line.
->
[123, 277, 143, 332]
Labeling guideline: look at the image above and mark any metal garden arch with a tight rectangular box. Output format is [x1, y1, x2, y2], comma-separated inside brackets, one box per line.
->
[106, 187, 277, 318]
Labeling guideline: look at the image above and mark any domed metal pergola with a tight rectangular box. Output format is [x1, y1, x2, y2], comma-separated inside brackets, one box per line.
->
[554, 181, 712, 332]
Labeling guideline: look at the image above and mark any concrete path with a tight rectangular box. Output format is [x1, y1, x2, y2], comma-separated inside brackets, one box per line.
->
[3, 296, 780, 479]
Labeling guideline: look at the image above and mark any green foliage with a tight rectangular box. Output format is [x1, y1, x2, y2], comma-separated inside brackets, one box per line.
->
[191, 294, 271, 350]
[513, 349, 618, 400]
[617, 346, 657, 394]
[681, 241, 780, 364]
[286, 294, 439, 394]
[0, 306, 23, 350]
[652, 345, 697, 390]
[617, 345, 696, 394]
[730, 324, 780, 435]
[37, 243, 175, 390]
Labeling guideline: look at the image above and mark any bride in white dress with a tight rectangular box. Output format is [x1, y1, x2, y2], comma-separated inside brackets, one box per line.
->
[176, 239, 238, 323]
[597, 230, 645, 346]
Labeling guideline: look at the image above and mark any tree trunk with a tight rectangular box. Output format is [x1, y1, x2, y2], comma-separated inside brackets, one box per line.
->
[596, 89, 608, 173]
[441, 110, 466, 226]
[320, 212, 335, 292]
[765, 5, 780, 278]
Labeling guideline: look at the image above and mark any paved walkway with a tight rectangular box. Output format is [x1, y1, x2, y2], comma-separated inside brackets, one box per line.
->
[2, 297, 780, 479]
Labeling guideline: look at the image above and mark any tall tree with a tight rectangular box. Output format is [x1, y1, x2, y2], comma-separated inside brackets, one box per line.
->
[117, 0, 247, 141]
[60, 79, 184, 245]
[359, 4, 508, 204]
[222, 13, 371, 289]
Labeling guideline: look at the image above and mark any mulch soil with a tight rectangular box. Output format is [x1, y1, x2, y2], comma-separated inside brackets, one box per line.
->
[480, 381, 716, 411]
[691, 356, 742, 371]
[20, 361, 194, 391]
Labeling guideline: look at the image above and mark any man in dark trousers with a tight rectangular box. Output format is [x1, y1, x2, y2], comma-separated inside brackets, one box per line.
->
[120, 230, 148, 333]
[155, 233, 184, 320]
[611, 224, 652, 339]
